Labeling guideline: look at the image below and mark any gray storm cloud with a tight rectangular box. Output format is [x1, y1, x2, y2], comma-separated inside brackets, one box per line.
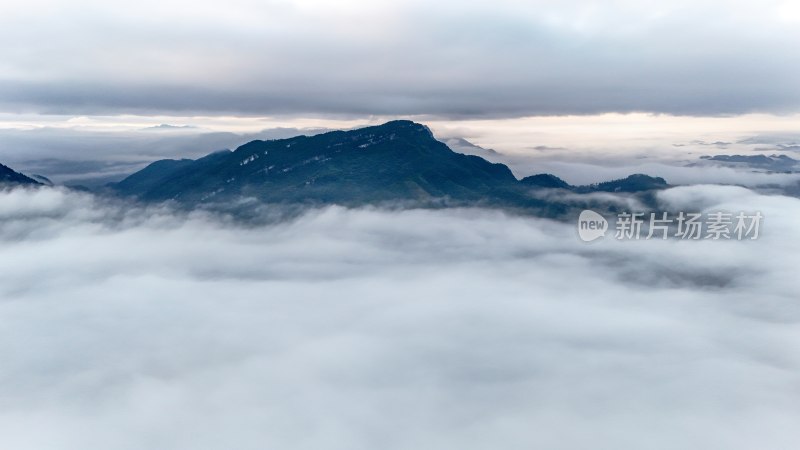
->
[0, 185, 799, 449]
[0, 0, 799, 117]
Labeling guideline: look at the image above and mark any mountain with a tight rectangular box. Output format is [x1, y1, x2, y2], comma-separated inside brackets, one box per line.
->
[30, 174, 54, 186]
[442, 137, 501, 157]
[698, 154, 798, 172]
[521, 172, 668, 193]
[0, 163, 41, 186]
[109, 121, 669, 216]
[520, 173, 571, 189]
[576, 174, 669, 193]
[112, 158, 198, 194]
[111, 121, 533, 207]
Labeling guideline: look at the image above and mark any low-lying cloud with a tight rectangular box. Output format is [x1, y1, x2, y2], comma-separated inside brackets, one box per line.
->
[1, 186, 799, 449]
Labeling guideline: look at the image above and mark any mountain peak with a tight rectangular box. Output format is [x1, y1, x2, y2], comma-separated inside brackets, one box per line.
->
[108, 121, 668, 214]
[111, 120, 520, 206]
[521, 173, 571, 189]
[370, 120, 434, 138]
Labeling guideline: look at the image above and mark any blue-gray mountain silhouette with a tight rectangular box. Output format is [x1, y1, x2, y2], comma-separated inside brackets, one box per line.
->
[0, 163, 40, 186]
[109, 120, 669, 211]
[520, 173, 572, 189]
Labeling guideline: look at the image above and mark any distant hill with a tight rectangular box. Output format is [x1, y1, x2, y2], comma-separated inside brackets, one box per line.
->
[29, 174, 54, 186]
[698, 154, 798, 172]
[575, 174, 669, 193]
[520, 173, 571, 189]
[0, 163, 41, 186]
[441, 137, 501, 157]
[522, 172, 668, 193]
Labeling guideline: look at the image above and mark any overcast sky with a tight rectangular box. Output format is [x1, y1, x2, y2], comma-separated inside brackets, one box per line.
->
[1, 0, 799, 118]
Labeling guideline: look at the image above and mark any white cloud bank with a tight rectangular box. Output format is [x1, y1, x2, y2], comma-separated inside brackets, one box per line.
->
[0, 186, 799, 449]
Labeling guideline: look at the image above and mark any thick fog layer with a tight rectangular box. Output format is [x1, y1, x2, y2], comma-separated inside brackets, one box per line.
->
[1, 186, 798, 449]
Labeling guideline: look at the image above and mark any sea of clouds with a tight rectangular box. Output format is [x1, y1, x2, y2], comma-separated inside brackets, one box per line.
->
[1, 185, 799, 449]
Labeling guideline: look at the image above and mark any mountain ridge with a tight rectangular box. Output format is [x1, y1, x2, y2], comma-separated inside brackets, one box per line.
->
[106, 120, 668, 216]
[0, 163, 41, 186]
[110, 121, 532, 205]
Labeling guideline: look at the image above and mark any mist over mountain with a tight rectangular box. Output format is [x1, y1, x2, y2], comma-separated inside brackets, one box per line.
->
[0, 163, 40, 186]
[697, 154, 799, 172]
[110, 121, 521, 205]
[103, 120, 668, 217]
